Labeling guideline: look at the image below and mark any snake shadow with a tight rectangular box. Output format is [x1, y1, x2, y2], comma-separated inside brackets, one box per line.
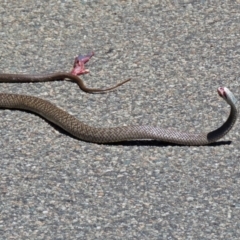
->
[105, 140, 232, 147]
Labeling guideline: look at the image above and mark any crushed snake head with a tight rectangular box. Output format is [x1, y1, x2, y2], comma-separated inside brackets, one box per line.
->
[70, 51, 94, 76]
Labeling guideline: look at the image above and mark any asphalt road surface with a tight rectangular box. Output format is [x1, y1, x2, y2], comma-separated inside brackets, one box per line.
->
[0, 1, 240, 239]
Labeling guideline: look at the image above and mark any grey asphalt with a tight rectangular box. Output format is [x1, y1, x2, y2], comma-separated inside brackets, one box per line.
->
[0, 1, 240, 239]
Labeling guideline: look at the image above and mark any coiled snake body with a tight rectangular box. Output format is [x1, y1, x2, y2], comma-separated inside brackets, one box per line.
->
[0, 73, 238, 145]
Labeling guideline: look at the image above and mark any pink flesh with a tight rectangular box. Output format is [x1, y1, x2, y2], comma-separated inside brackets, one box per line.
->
[70, 52, 94, 76]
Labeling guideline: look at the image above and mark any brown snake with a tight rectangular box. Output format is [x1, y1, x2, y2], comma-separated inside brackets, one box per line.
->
[0, 73, 238, 145]
[0, 73, 131, 93]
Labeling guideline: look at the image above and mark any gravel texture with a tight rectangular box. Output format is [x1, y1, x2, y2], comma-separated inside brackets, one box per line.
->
[0, 0, 240, 239]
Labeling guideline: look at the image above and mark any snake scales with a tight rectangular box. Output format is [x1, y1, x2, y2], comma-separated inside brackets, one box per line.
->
[0, 73, 238, 145]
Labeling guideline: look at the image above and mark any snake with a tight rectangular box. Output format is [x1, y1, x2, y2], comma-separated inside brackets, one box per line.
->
[0, 73, 238, 145]
[0, 73, 131, 93]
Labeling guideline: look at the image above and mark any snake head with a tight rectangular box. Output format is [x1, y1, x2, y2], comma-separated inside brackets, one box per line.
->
[218, 87, 227, 98]
[218, 87, 237, 105]
[76, 52, 94, 64]
[70, 51, 94, 76]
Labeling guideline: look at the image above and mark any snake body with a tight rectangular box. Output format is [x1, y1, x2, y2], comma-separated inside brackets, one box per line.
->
[0, 73, 131, 93]
[0, 72, 238, 145]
